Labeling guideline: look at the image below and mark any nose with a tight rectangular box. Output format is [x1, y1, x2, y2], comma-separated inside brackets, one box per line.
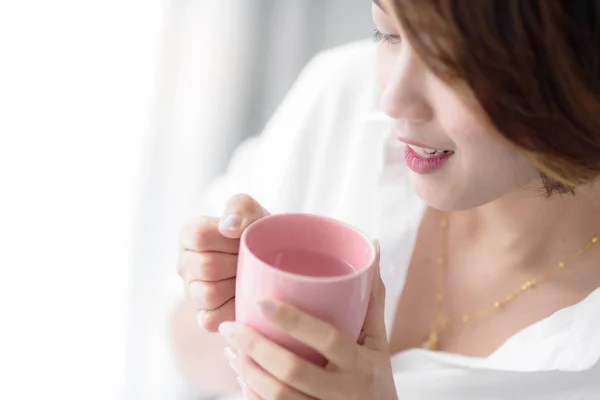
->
[379, 54, 433, 123]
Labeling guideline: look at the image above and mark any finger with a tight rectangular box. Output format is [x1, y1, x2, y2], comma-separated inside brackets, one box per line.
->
[218, 194, 270, 239]
[197, 297, 235, 332]
[180, 251, 237, 282]
[225, 347, 314, 400]
[188, 278, 235, 310]
[220, 323, 332, 399]
[237, 380, 261, 400]
[253, 300, 358, 368]
[180, 217, 240, 253]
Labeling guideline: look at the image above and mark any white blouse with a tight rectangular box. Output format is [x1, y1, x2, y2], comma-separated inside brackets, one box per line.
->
[203, 41, 600, 399]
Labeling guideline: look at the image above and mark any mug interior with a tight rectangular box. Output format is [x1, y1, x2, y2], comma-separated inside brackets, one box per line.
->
[243, 213, 374, 275]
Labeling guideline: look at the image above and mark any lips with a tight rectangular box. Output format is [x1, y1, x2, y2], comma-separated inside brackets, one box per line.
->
[403, 145, 453, 174]
[394, 133, 454, 155]
[406, 144, 454, 158]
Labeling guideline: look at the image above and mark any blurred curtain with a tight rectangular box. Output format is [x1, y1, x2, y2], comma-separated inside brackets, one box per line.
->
[127, 0, 372, 398]
[0, 1, 164, 400]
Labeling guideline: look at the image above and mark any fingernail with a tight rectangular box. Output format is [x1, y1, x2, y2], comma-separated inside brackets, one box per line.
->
[188, 282, 205, 305]
[224, 346, 237, 362]
[196, 311, 209, 332]
[257, 299, 277, 316]
[237, 376, 248, 393]
[220, 214, 242, 231]
[218, 321, 236, 341]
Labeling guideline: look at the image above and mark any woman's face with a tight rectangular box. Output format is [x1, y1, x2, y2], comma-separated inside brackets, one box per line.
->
[372, 4, 539, 211]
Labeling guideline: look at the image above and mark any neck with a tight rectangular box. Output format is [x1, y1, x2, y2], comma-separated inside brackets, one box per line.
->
[460, 180, 600, 268]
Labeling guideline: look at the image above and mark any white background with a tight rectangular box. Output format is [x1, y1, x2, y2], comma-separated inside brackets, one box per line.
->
[0, 1, 163, 399]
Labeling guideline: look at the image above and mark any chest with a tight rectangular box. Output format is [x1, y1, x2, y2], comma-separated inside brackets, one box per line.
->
[386, 210, 595, 357]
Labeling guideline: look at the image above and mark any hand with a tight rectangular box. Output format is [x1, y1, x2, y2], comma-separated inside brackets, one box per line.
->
[177, 194, 270, 331]
[219, 246, 399, 400]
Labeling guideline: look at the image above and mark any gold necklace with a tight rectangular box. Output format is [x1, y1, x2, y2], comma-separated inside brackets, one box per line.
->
[426, 216, 600, 351]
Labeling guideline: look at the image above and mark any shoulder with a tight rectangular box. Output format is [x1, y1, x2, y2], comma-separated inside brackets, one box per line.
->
[302, 40, 376, 83]
[259, 40, 380, 142]
[289, 40, 379, 111]
[203, 41, 384, 215]
[484, 286, 600, 372]
[561, 287, 600, 369]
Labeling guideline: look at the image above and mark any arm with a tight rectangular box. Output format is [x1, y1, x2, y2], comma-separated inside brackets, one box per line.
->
[170, 299, 239, 395]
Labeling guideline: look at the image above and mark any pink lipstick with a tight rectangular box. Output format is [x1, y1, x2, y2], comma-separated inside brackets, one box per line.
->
[403, 145, 453, 174]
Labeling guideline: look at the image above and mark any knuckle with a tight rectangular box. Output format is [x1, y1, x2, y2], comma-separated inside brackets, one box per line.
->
[271, 385, 292, 400]
[227, 193, 263, 216]
[187, 280, 204, 301]
[198, 251, 215, 267]
[199, 252, 234, 281]
[322, 329, 343, 353]
[176, 253, 187, 278]
[180, 216, 204, 239]
[280, 359, 305, 382]
[199, 310, 221, 332]
[354, 366, 376, 392]
[281, 308, 302, 330]
[191, 221, 215, 249]
[362, 364, 375, 382]
[189, 280, 224, 309]
[179, 218, 196, 240]
[179, 251, 199, 278]
[197, 253, 217, 279]
[201, 282, 221, 306]
[228, 193, 255, 207]
[196, 310, 210, 331]
[242, 331, 260, 353]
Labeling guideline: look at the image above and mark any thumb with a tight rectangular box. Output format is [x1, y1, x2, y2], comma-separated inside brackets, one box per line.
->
[218, 194, 270, 239]
[361, 240, 388, 351]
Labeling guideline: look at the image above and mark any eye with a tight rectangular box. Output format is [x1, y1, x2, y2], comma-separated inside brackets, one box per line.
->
[372, 28, 402, 45]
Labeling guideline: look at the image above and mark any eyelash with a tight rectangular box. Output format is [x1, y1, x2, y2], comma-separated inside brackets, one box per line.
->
[372, 29, 402, 45]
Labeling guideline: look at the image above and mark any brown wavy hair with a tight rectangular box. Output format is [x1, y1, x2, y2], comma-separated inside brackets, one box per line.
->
[383, 0, 600, 193]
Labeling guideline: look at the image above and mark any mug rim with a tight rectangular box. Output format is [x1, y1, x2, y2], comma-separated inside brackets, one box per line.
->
[240, 213, 377, 283]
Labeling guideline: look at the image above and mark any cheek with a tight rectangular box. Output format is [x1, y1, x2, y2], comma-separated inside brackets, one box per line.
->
[438, 103, 539, 184]
[434, 91, 529, 168]
[432, 87, 508, 157]
[443, 114, 499, 152]
[431, 84, 488, 144]
[443, 110, 518, 166]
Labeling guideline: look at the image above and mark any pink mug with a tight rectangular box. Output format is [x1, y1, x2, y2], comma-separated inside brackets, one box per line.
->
[235, 213, 377, 365]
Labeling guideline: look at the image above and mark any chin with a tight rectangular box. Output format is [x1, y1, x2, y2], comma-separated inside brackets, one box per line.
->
[408, 172, 503, 212]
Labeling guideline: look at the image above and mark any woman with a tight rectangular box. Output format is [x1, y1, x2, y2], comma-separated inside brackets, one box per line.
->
[174, 0, 600, 398]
